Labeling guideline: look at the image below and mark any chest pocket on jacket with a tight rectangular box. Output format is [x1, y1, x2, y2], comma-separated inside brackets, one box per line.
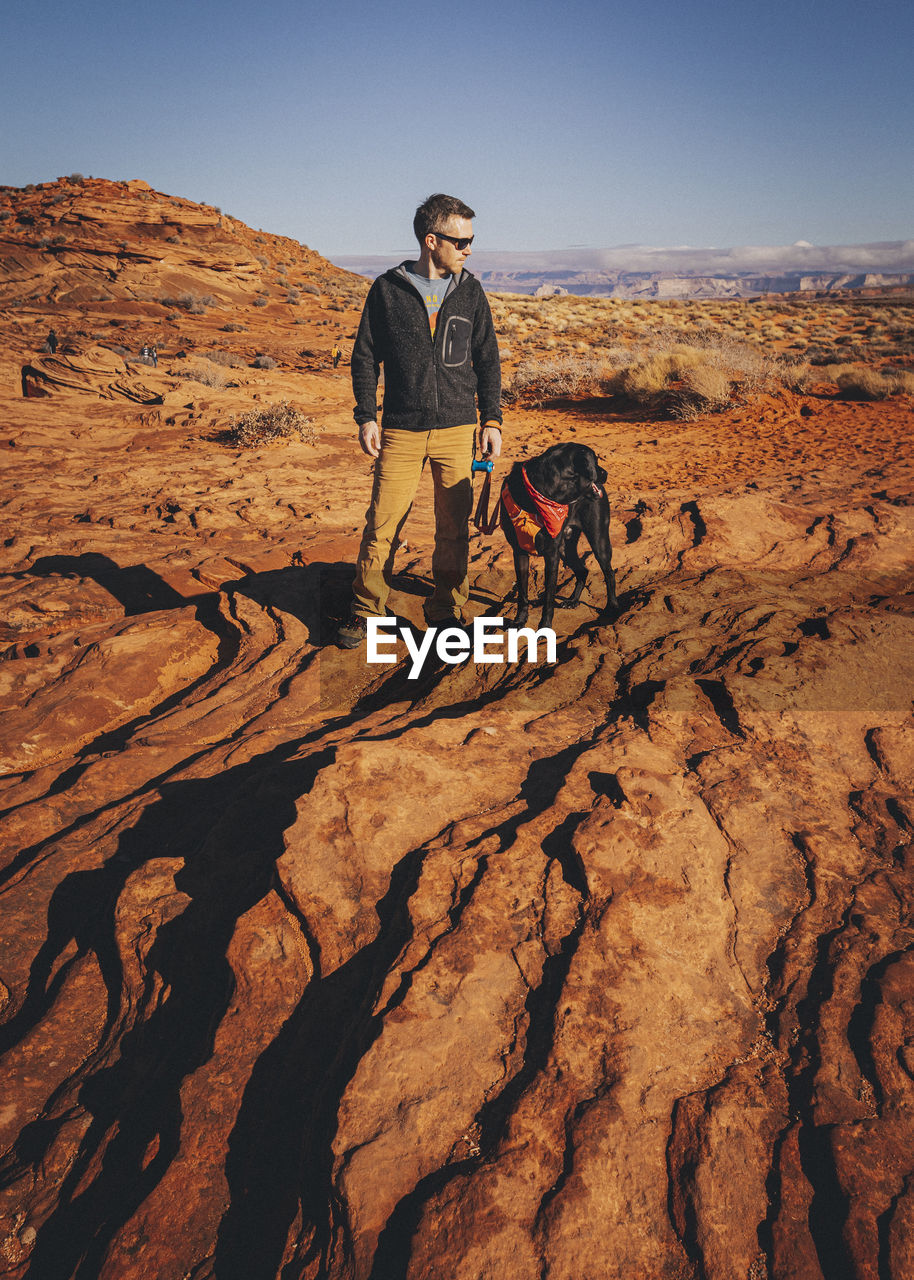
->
[441, 315, 472, 367]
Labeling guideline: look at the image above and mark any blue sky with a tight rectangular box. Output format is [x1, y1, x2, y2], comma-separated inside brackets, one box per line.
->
[2, 0, 912, 256]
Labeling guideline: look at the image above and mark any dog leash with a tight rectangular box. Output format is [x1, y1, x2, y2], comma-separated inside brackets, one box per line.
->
[472, 457, 502, 534]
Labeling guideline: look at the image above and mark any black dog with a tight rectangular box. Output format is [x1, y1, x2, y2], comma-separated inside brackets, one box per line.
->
[499, 443, 618, 629]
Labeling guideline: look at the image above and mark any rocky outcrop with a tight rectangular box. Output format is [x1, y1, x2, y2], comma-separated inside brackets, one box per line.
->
[1, 389, 912, 1277]
[0, 177, 355, 310]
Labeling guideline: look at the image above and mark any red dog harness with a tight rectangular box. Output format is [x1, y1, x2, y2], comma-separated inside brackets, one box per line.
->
[474, 465, 569, 555]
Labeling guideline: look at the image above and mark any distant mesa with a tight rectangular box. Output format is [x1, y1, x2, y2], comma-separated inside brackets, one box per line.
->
[333, 241, 914, 299]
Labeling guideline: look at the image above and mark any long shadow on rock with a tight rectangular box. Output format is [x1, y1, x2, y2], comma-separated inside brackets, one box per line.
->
[230, 560, 354, 648]
[27, 553, 197, 616]
[213, 847, 425, 1280]
[5, 745, 332, 1280]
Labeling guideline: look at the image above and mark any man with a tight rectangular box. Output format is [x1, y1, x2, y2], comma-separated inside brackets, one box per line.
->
[337, 193, 502, 649]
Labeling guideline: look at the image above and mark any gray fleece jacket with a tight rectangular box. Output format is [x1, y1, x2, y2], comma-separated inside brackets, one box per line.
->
[351, 264, 502, 431]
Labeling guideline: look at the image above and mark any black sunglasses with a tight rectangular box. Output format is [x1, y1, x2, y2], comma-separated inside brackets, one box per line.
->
[432, 231, 474, 250]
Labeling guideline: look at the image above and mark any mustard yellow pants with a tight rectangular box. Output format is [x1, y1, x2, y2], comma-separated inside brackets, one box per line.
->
[352, 423, 476, 620]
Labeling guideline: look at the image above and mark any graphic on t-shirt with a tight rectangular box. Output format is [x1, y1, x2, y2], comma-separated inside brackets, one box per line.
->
[424, 284, 447, 336]
[405, 268, 450, 336]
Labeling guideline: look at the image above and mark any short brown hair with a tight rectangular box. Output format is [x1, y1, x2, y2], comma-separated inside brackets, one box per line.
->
[413, 193, 475, 243]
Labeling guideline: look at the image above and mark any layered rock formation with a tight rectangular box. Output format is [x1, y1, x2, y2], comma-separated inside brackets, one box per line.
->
[1, 179, 913, 1280]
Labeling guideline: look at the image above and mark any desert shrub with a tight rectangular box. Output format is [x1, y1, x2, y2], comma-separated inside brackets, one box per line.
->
[836, 368, 914, 400]
[286, 289, 300, 304]
[507, 355, 611, 405]
[618, 356, 670, 402]
[252, 354, 277, 369]
[302, 283, 320, 296]
[225, 402, 316, 447]
[161, 292, 215, 314]
[203, 350, 242, 367]
[165, 234, 181, 244]
[779, 360, 814, 392]
[221, 322, 247, 332]
[67, 173, 84, 183]
[178, 291, 216, 313]
[253, 296, 268, 307]
[255, 254, 269, 267]
[669, 363, 733, 418]
[185, 363, 228, 388]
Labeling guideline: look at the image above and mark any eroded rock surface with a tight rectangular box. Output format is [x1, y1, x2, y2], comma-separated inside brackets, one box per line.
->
[1, 180, 913, 1280]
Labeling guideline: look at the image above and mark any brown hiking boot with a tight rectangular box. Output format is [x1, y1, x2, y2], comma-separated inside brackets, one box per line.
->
[336, 613, 369, 649]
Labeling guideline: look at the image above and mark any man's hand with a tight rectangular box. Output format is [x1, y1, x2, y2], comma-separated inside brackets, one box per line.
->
[479, 424, 502, 459]
[359, 420, 381, 458]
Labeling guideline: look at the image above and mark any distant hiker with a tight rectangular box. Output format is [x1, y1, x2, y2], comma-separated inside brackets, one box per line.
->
[151, 345, 158, 368]
[337, 193, 502, 649]
[332, 341, 342, 368]
[46, 329, 57, 354]
[141, 344, 150, 364]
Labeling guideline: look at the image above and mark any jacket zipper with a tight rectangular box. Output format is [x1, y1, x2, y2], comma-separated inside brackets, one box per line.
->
[400, 268, 464, 424]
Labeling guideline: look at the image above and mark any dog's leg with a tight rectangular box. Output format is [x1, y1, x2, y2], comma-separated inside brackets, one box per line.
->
[556, 527, 588, 608]
[511, 543, 530, 627]
[539, 538, 562, 630]
[581, 494, 618, 614]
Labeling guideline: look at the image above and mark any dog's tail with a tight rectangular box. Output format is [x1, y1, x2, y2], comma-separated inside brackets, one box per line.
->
[473, 470, 502, 535]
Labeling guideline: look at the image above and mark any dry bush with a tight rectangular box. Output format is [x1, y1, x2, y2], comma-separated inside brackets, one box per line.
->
[252, 354, 277, 369]
[159, 292, 216, 314]
[614, 329, 802, 413]
[618, 356, 669, 401]
[836, 367, 914, 400]
[185, 363, 228, 389]
[507, 355, 611, 405]
[181, 291, 216, 313]
[203, 350, 242, 367]
[671, 363, 733, 418]
[778, 360, 814, 392]
[225, 402, 316, 447]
